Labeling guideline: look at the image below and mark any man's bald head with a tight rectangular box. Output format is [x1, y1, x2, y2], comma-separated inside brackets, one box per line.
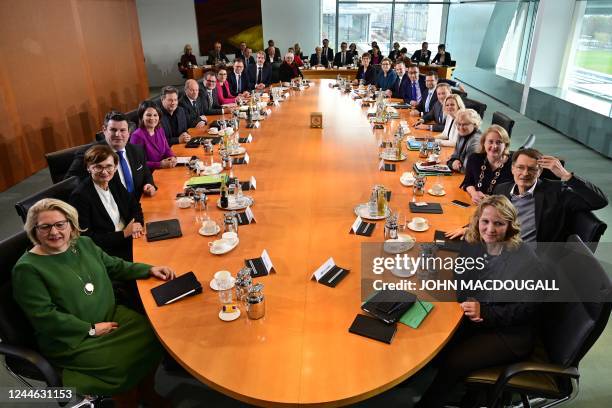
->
[184, 79, 199, 100]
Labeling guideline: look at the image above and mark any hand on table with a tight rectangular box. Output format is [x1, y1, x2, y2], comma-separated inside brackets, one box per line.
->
[179, 132, 192, 143]
[469, 190, 486, 204]
[451, 160, 462, 172]
[94, 322, 119, 336]
[409, 109, 421, 117]
[195, 121, 207, 129]
[143, 184, 157, 197]
[445, 226, 466, 240]
[160, 157, 177, 169]
[123, 219, 144, 239]
[150, 266, 176, 281]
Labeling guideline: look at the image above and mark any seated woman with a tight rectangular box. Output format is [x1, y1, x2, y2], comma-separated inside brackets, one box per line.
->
[130, 101, 176, 170]
[69, 145, 145, 262]
[178, 44, 197, 78]
[279, 52, 304, 85]
[266, 46, 280, 64]
[288, 47, 303, 66]
[446, 108, 482, 173]
[375, 58, 397, 92]
[435, 94, 464, 147]
[461, 125, 513, 204]
[352, 53, 376, 86]
[13, 198, 175, 406]
[370, 46, 383, 65]
[215, 68, 237, 105]
[431, 44, 452, 66]
[388, 42, 401, 61]
[416, 195, 542, 408]
[293, 43, 305, 61]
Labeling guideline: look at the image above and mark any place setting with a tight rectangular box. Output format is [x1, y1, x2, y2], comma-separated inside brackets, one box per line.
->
[208, 231, 239, 255]
[354, 185, 391, 221]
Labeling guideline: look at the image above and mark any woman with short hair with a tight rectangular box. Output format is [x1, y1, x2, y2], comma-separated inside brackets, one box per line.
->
[353, 53, 376, 86]
[215, 68, 237, 105]
[375, 58, 397, 91]
[129, 100, 176, 170]
[435, 94, 465, 147]
[446, 108, 482, 173]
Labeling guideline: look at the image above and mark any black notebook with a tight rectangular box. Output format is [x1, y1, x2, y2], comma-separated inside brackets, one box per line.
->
[146, 219, 182, 242]
[349, 314, 397, 344]
[409, 202, 443, 214]
[361, 290, 417, 324]
[434, 230, 463, 252]
[151, 271, 202, 306]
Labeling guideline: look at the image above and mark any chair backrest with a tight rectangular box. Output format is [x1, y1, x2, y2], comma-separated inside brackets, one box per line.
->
[463, 97, 487, 119]
[14, 176, 80, 223]
[491, 111, 515, 138]
[540, 235, 611, 368]
[568, 211, 607, 253]
[451, 89, 467, 99]
[44, 143, 94, 184]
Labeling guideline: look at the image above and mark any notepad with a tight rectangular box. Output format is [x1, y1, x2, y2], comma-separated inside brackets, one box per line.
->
[349, 314, 397, 344]
[399, 301, 434, 329]
[151, 271, 202, 306]
[409, 202, 443, 214]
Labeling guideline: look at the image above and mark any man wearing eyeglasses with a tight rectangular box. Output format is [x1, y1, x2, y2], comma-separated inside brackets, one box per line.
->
[199, 71, 224, 115]
[66, 112, 156, 201]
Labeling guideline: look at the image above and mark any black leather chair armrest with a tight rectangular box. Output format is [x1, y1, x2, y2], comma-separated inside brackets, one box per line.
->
[0, 343, 62, 387]
[488, 362, 579, 407]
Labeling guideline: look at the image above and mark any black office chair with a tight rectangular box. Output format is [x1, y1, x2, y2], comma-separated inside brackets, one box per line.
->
[451, 88, 467, 99]
[125, 109, 139, 134]
[463, 97, 487, 119]
[94, 131, 105, 142]
[465, 235, 612, 408]
[492, 111, 515, 138]
[45, 143, 94, 184]
[14, 177, 79, 223]
[569, 211, 607, 253]
[519, 133, 536, 150]
[270, 62, 281, 84]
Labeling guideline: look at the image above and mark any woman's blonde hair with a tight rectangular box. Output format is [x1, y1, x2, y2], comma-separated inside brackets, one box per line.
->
[464, 195, 522, 250]
[479, 124, 510, 156]
[24, 199, 84, 245]
[455, 108, 482, 129]
[443, 94, 465, 114]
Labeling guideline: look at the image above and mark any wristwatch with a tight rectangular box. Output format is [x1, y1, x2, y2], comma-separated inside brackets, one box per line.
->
[88, 324, 96, 337]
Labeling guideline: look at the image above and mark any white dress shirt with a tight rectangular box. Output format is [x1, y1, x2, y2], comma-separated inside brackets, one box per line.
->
[437, 116, 458, 147]
[94, 183, 125, 231]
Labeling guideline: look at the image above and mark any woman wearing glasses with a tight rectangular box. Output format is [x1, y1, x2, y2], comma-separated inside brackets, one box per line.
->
[12, 198, 174, 406]
[69, 145, 144, 262]
[375, 58, 397, 92]
[446, 108, 482, 173]
[129, 101, 176, 171]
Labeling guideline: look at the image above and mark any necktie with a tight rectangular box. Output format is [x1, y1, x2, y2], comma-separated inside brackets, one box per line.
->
[237, 75, 241, 92]
[341, 52, 345, 65]
[396, 77, 401, 96]
[425, 91, 433, 112]
[117, 150, 134, 193]
[208, 90, 213, 107]
[411, 82, 417, 101]
[257, 67, 262, 84]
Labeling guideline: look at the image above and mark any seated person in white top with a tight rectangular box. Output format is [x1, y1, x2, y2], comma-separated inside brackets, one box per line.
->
[435, 94, 465, 147]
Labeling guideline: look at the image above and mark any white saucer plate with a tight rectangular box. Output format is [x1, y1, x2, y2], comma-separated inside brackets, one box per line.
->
[198, 224, 220, 236]
[407, 222, 429, 232]
[209, 276, 236, 291]
[354, 203, 390, 220]
[217, 195, 254, 210]
[428, 189, 446, 196]
[209, 238, 239, 255]
[219, 309, 241, 322]
[383, 234, 416, 254]
[379, 152, 407, 161]
[228, 146, 246, 156]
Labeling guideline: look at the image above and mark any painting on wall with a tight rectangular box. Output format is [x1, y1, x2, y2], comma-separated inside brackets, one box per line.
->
[194, 0, 264, 57]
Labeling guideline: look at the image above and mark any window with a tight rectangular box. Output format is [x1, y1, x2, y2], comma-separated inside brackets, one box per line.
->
[564, 0, 612, 115]
[322, 0, 337, 51]
[393, 2, 444, 55]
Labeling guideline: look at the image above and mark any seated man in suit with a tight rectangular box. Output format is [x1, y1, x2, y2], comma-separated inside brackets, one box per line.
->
[333, 42, 352, 67]
[248, 51, 272, 90]
[199, 71, 226, 115]
[410, 69, 463, 116]
[388, 42, 401, 61]
[310, 46, 328, 67]
[266, 46, 281, 64]
[411, 41, 431, 64]
[321, 38, 334, 63]
[243, 47, 256, 70]
[179, 79, 208, 128]
[432, 44, 452, 65]
[228, 59, 251, 98]
[236, 41, 247, 61]
[405, 65, 425, 107]
[414, 82, 452, 132]
[65, 111, 156, 200]
[385, 60, 409, 101]
[159, 86, 192, 145]
[207, 41, 229, 65]
[268, 39, 282, 60]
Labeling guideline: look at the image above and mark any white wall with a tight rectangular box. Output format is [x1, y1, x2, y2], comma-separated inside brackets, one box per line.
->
[261, 0, 321, 57]
[136, 0, 200, 87]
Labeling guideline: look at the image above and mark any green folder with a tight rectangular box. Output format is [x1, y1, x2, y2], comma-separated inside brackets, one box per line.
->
[399, 301, 434, 329]
[186, 174, 226, 187]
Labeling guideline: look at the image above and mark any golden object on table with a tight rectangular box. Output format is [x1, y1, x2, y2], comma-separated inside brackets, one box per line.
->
[310, 112, 323, 128]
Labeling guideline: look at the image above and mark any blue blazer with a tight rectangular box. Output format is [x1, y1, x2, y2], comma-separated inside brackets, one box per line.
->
[391, 75, 410, 100]
[376, 70, 398, 91]
[228, 71, 250, 95]
[247, 64, 272, 89]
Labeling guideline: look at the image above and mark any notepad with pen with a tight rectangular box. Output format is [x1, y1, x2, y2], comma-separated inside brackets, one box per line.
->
[151, 271, 202, 306]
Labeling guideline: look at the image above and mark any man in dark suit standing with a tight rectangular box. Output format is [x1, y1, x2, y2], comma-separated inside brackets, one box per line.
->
[310, 47, 328, 67]
[321, 39, 334, 63]
[179, 79, 208, 128]
[243, 47, 256, 70]
[248, 51, 272, 90]
[411, 42, 431, 64]
[228, 59, 251, 97]
[207, 41, 230, 65]
[65, 111, 156, 201]
[268, 39, 281, 60]
[236, 41, 247, 61]
[159, 86, 192, 145]
[199, 71, 225, 115]
[333, 42, 351, 67]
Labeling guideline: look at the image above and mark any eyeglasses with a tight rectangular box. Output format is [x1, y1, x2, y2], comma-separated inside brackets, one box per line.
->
[513, 164, 540, 174]
[36, 220, 69, 232]
[206, 79, 217, 83]
[92, 164, 116, 173]
[218, 73, 227, 76]
[456, 122, 473, 127]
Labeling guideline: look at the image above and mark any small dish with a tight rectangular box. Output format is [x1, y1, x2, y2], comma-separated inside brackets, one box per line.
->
[407, 222, 429, 232]
[198, 224, 220, 236]
[383, 234, 416, 254]
[228, 146, 246, 156]
[219, 309, 241, 321]
[217, 195, 254, 210]
[400, 177, 416, 187]
[208, 128, 219, 135]
[210, 276, 236, 291]
[428, 189, 446, 197]
[379, 152, 407, 161]
[209, 238, 239, 255]
[354, 203, 390, 220]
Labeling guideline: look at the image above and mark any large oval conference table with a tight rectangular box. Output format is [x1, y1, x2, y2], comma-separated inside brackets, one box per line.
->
[135, 80, 472, 407]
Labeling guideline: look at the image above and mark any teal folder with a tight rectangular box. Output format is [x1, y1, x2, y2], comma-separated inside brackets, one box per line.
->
[399, 301, 434, 329]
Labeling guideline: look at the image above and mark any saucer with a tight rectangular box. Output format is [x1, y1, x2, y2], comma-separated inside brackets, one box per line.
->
[210, 276, 236, 291]
[209, 238, 239, 255]
[354, 203, 390, 220]
[379, 151, 407, 161]
[228, 146, 246, 156]
[199, 163, 223, 176]
[219, 309, 241, 322]
[198, 224, 220, 236]
[407, 222, 429, 232]
[383, 234, 416, 254]
[400, 177, 416, 187]
[428, 189, 446, 196]
[217, 195, 254, 210]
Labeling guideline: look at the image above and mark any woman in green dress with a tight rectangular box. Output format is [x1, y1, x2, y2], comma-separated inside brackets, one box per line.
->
[12, 198, 175, 404]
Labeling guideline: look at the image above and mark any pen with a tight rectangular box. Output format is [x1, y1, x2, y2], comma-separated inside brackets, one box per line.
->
[327, 269, 344, 284]
[165, 289, 196, 305]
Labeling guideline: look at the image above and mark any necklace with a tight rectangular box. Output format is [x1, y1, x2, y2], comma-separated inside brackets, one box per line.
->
[68, 244, 95, 295]
[477, 155, 506, 194]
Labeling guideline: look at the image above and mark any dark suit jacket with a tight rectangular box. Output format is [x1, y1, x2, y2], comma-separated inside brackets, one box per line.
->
[227, 71, 250, 95]
[207, 51, 229, 65]
[333, 51, 353, 67]
[235, 51, 246, 61]
[411, 49, 431, 64]
[422, 100, 446, 132]
[356, 65, 376, 86]
[159, 105, 189, 146]
[391, 75, 410, 100]
[198, 87, 223, 115]
[493, 177, 608, 243]
[248, 64, 272, 89]
[388, 50, 401, 61]
[273, 46, 281, 60]
[242, 55, 256, 71]
[322, 47, 334, 62]
[432, 52, 452, 65]
[69, 177, 144, 261]
[65, 141, 154, 201]
[178, 94, 205, 127]
[309, 53, 328, 66]
[418, 89, 438, 114]
[279, 62, 303, 82]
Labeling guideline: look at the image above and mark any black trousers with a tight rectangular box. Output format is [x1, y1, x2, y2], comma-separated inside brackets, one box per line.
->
[417, 318, 533, 408]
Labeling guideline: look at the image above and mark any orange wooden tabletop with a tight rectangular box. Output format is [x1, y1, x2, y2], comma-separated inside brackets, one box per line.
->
[135, 80, 470, 407]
